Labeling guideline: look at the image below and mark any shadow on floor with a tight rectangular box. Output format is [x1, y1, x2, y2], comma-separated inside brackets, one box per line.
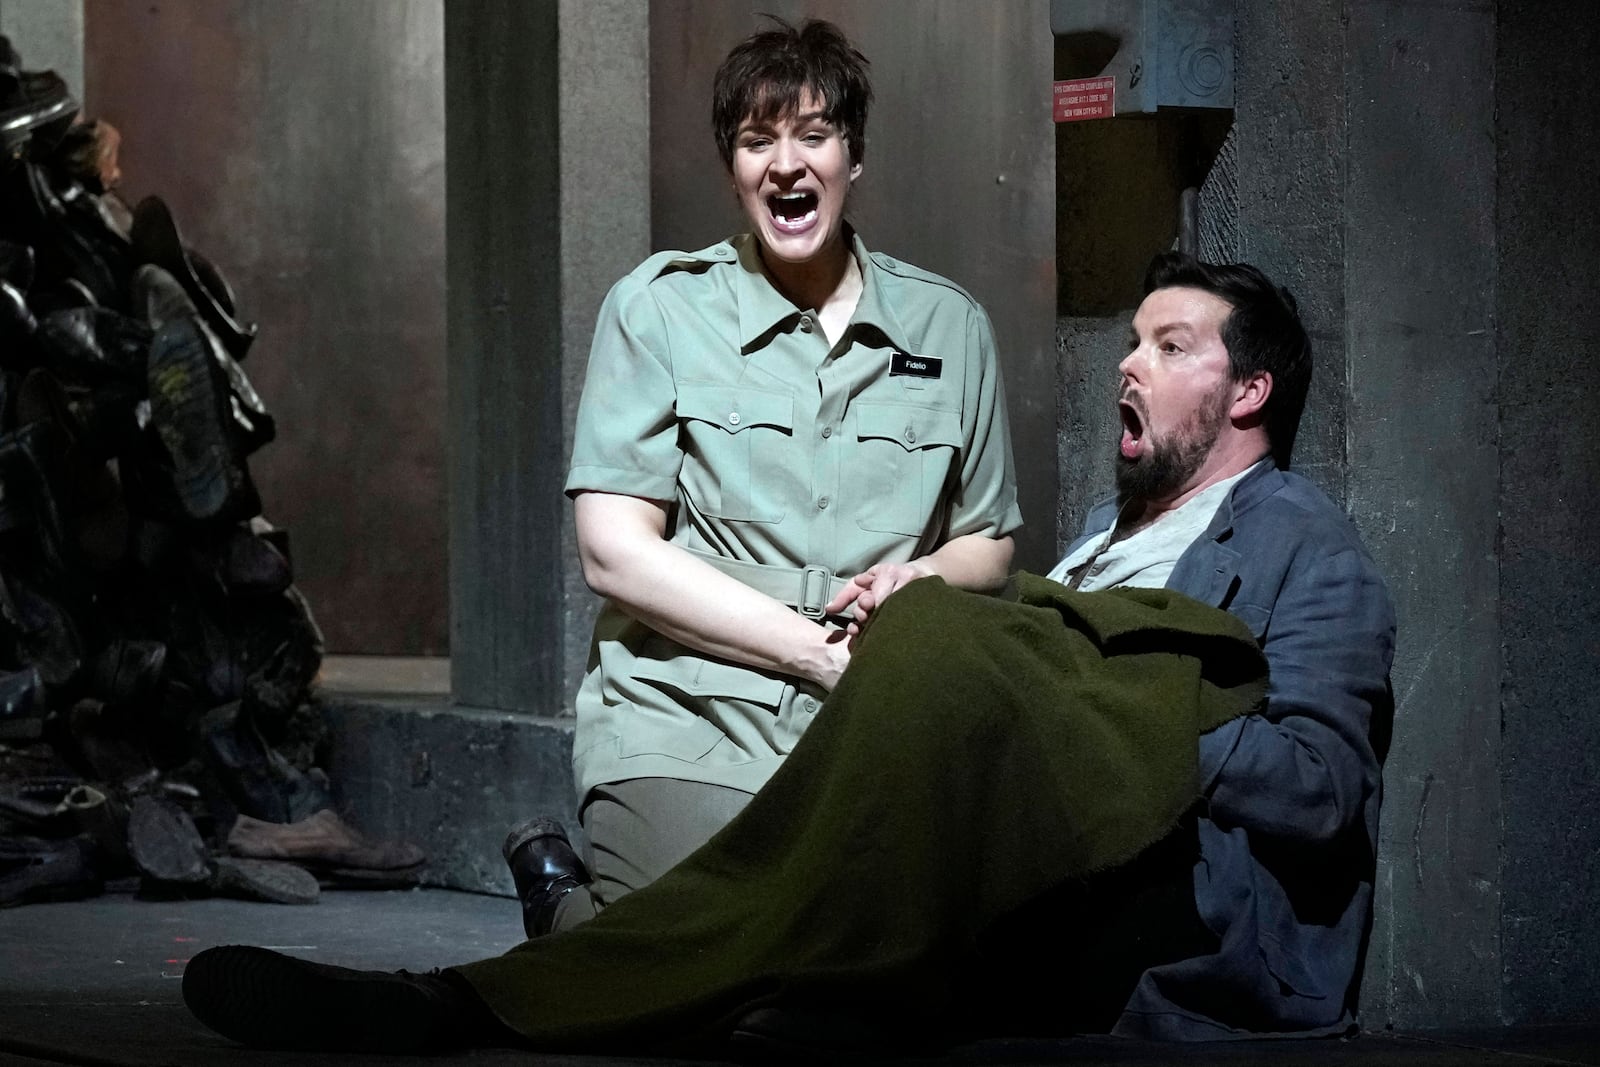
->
[2, 888, 1598, 1067]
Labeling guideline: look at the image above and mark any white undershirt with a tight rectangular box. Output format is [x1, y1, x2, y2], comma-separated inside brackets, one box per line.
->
[1045, 463, 1263, 591]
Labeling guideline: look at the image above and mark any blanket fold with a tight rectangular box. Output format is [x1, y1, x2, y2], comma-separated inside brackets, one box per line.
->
[455, 574, 1268, 1050]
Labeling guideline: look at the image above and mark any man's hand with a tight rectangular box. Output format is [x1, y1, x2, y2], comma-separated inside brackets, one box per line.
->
[826, 561, 935, 635]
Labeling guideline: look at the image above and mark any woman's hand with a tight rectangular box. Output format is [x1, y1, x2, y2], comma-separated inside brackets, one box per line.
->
[826, 533, 1015, 636]
[826, 561, 935, 634]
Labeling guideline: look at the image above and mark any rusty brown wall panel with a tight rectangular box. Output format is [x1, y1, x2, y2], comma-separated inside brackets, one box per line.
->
[650, 1, 1059, 571]
[83, 0, 447, 654]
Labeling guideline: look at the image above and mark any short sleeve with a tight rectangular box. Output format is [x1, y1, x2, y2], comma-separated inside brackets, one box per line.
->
[948, 303, 1023, 539]
[565, 274, 681, 500]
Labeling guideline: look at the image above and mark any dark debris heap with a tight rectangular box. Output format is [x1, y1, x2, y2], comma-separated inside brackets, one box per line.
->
[0, 37, 423, 908]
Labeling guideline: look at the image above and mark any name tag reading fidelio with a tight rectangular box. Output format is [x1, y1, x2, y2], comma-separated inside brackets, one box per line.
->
[890, 352, 942, 378]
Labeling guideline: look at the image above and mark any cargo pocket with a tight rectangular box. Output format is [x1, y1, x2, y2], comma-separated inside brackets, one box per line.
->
[852, 401, 963, 536]
[622, 656, 789, 765]
[677, 382, 794, 523]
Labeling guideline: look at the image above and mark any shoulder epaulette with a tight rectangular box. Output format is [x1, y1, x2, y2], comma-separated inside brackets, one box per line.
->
[867, 251, 979, 304]
[631, 241, 739, 283]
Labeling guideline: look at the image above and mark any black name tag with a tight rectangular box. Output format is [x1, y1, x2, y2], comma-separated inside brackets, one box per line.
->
[890, 352, 942, 378]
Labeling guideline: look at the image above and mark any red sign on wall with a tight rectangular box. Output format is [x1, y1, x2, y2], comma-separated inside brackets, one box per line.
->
[1053, 76, 1115, 123]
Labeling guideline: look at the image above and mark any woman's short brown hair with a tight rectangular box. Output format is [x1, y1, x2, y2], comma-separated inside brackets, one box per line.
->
[711, 17, 872, 170]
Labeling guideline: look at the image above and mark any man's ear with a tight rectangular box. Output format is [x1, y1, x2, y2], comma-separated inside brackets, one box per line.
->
[1230, 371, 1273, 422]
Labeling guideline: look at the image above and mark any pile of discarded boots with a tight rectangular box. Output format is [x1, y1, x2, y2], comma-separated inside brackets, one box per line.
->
[0, 37, 422, 908]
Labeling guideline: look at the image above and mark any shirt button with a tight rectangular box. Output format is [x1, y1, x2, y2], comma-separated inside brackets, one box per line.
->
[904, 426, 917, 443]
[883, 257, 897, 268]
[728, 411, 741, 426]
[821, 425, 833, 439]
[804, 697, 819, 714]
[817, 496, 830, 510]
[799, 315, 814, 333]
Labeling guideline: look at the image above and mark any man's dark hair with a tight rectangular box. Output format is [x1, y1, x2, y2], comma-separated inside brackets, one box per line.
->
[1143, 252, 1312, 467]
[712, 18, 872, 170]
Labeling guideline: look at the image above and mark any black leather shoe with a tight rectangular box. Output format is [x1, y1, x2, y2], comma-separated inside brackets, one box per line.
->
[0, 665, 41, 719]
[130, 197, 257, 359]
[144, 315, 260, 522]
[502, 816, 589, 938]
[0, 240, 34, 291]
[127, 793, 210, 885]
[200, 524, 292, 595]
[0, 65, 75, 158]
[34, 306, 152, 385]
[11, 163, 126, 309]
[135, 266, 275, 453]
[0, 278, 36, 343]
[200, 701, 333, 825]
[182, 945, 483, 1052]
[87, 638, 167, 705]
[0, 834, 102, 907]
[0, 568, 84, 689]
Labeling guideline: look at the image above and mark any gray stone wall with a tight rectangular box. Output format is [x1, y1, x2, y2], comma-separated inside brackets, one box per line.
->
[1496, 0, 1600, 1026]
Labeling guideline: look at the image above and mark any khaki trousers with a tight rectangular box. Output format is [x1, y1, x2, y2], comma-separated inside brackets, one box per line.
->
[551, 777, 753, 933]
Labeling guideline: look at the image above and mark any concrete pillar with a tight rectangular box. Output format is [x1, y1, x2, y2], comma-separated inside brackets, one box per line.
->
[1496, 0, 1600, 1025]
[556, 0, 651, 705]
[0, 0, 83, 97]
[1344, 3, 1502, 1028]
[445, 0, 649, 715]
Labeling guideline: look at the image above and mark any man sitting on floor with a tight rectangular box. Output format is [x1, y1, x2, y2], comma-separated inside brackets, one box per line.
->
[180, 252, 1396, 1053]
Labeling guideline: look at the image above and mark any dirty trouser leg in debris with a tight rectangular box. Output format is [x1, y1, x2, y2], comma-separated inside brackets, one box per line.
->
[453, 576, 1267, 1053]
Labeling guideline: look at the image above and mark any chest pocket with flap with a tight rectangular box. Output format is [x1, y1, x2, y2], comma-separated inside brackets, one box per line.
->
[676, 383, 794, 523]
[852, 401, 963, 536]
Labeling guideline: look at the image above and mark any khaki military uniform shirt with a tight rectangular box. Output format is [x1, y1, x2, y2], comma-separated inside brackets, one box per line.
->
[564, 232, 1022, 801]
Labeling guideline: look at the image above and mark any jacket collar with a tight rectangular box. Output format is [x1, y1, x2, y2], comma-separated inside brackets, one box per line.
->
[1073, 459, 1283, 608]
[1170, 459, 1283, 607]
[1197, 458, 1283, 543]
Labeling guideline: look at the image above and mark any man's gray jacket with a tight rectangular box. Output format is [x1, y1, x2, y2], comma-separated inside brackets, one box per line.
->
[1068, 462, 1397, 1039]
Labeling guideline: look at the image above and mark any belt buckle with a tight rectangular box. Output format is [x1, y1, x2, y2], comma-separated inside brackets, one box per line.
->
[799, 565, 831, 620]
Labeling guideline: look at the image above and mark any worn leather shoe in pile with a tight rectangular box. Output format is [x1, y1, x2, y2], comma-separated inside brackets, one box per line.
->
[132, 263, 274, 452]
[183, 945, 487, 1052]
[0, 37, 76, 159]
[200, 700, 331, 824]
[0, 833, 102, 907]
[130, 196, 256, 359]
[128, 793, 319, 904]
[0, 665, 41, 719]
[0, 775, 79, 834]
[144, 315, 259, 522]
[503, 816, 590, 938]
[126, 792, 211, 884]
[34, 306, 152, 385]
[210, 856, 319, 906]
[227, 808, 425, 885]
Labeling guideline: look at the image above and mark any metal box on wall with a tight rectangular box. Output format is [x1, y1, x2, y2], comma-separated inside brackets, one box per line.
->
[1051, 0, 1233, 114]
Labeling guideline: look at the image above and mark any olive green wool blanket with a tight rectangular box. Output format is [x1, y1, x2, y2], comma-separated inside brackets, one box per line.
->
[455, 574, 1268, 1050]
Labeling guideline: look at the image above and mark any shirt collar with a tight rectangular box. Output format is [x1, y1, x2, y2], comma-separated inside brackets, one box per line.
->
[732, 230, 915, 354]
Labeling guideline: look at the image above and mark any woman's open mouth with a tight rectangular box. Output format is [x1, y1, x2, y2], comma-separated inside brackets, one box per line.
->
[768, 191, 819, 234]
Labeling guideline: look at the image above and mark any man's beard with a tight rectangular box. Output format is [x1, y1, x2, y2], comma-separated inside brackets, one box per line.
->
[1115, 384, 1232, 508]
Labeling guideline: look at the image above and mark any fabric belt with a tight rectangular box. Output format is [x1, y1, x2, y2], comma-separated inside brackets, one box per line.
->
[684, 547, 852, 620]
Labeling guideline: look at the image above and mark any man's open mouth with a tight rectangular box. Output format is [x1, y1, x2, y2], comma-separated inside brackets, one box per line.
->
[768, 191, 818, 232]
[1119, 398, 1145, 460]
